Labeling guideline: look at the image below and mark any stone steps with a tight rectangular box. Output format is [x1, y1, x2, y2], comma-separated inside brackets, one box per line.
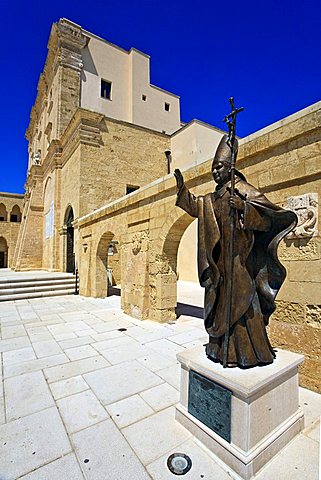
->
[0, 274, 78, 302]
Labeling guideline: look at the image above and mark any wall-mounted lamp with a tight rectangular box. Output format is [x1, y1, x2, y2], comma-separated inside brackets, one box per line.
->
[164, 150, 172, 175]
[108, 240, 119, 255]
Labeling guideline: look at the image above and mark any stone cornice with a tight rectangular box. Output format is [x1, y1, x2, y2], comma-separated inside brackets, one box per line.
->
[0, 192, 24, 200]
[24, 165, 43, 193]
[238, 101, 321, 160]
[59, 108, 104, 165]
[43, 140, 63, 176]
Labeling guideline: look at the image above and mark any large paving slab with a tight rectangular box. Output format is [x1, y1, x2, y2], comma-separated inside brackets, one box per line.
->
[71, 419, 151, 480]
[0, 407, 72, 479]
[4, 370, 55, 421]
[84, 360, 164, 405]
[20, 453, 85, 480]
[57, 389, 109, 433]
[106, 394, 154, 428]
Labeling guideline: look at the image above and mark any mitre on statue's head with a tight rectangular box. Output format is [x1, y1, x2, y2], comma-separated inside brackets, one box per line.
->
[212, 134, 238, 168]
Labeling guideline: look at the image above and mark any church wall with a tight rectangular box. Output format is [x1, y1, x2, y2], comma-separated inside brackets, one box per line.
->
[81, 36, 130, 122]
[59, 147, 81, 272]
[80, 31, 180, 135]
[129, 49, 180, 134]
[171, 121, 223, 171]
[78, 118, 170, 217]
[42, 173, 56, 271]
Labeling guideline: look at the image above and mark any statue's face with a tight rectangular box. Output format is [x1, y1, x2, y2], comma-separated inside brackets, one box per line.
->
[212, 161, 230, 185]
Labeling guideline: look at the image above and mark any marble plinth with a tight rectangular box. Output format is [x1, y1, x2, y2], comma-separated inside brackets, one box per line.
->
[176, 347, 304, 479]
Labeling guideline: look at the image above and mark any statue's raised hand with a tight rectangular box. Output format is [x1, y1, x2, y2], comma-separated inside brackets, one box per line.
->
[174, 169, 184, 191]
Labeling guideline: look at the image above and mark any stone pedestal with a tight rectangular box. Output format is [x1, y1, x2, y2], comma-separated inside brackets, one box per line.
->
[176, 347, 304, 479]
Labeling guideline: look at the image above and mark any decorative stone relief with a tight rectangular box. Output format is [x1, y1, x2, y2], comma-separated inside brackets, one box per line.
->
[132, 231, 149, 255]
[287, 193, 318, 239]
[278, 237, 320, 261]
[306, 305, 321, 329]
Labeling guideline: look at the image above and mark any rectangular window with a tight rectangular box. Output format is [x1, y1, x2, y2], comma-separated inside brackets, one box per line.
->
[101, 80, 112, 100]
[165, 102, 170, 112]
[142, 94, 147, 101]
[126, 185, 139, 195]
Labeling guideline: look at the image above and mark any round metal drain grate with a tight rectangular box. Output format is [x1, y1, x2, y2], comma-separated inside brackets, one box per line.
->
[167, 453, 192, 475]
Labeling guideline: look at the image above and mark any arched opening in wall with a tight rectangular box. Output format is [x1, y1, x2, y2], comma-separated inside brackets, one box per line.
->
[177, 219, 198, 282]
[96, 231, 121, 298]
[0, 237, 8, 268]
[0, 204, 7, 222]
[161, 213, 203, 320]
[10, 205, 22, 223]
[64, 206, 75, 273]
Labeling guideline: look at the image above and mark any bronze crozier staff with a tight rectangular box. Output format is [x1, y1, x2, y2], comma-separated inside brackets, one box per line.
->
[222, 97, 244, 367]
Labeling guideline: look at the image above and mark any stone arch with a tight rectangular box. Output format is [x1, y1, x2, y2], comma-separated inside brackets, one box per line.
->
[0, 203, 7, 222]
[10, 205, 22, 223]
[95, 230, 120, 297]
[161, 211, 196, 273]
[150, 209, 196, 321]
[64, 205, 74, 225]
[0, 237, 8, 268]
[64, 205, 75, 273]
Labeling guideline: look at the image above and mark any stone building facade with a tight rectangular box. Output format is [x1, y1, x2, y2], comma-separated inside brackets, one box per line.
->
[3, 18, 321, 391]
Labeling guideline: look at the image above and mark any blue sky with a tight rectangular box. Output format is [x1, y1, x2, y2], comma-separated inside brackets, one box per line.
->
[1, 0, 320, 193]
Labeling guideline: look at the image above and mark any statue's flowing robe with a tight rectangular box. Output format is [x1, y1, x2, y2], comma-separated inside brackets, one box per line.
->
[176, 177, 297, 367]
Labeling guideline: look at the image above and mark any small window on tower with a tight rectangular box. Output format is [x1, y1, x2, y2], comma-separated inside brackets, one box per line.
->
[142, 94, 147, 101]
[164, 102, 170, 112]
[101, 80, 112, 100]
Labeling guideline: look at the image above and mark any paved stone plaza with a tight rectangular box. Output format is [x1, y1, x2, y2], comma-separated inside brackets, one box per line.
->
[0, 279, 319, 479]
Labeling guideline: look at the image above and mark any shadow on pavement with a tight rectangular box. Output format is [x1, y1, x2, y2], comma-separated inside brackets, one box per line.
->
[176, 302, 204, 319]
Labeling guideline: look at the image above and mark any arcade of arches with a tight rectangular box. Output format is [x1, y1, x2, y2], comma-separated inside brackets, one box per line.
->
[0, 193, 23, 268]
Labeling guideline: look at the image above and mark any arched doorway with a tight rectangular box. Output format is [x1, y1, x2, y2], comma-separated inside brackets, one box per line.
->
[0, 237, 8, 268]
[96, 231, 121, 297]
[65, 206, 74, 273]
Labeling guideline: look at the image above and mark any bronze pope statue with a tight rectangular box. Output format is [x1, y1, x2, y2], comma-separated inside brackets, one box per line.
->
[174, 101, 297, 368]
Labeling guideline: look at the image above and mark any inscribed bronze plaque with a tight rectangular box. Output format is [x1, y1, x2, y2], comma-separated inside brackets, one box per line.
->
[188, 370, 232, 443]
